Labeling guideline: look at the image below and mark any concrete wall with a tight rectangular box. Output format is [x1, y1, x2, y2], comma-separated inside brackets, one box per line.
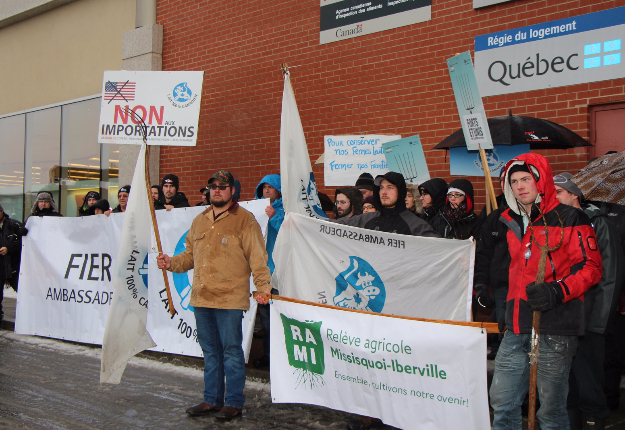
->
[0, 0, 135, 115]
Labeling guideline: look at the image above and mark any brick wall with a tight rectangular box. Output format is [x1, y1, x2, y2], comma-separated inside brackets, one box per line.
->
[157, 0, 625, 209]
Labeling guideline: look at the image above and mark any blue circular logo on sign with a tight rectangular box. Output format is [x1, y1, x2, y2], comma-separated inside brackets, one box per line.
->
[172, 230, 194, 311]
[333, 256, 386, 313]
[172, 82, 192, 103]
[138, 254, 149, 288]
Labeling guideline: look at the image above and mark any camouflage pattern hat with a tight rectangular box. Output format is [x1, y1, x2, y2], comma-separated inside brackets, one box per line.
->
[208, 170, 235, 187]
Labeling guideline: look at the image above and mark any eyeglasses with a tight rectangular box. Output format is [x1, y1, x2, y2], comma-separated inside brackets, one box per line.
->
[335, 200, 349, 206]
[447, 193, 464, 199]
[363, 204, 374, 210]
[208, 185, 229, 191]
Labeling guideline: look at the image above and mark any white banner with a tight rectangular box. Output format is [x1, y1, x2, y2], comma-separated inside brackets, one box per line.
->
[271, 299, 490, 430]
[272, 213, 475, 321]
[323, 135, 399, 186]
[16, 213, 123, 343]
[98, 70, 204, 146]
[146, 199, 270, 361]
[280, 72, 328, 219]
[16, 200, 270, 363]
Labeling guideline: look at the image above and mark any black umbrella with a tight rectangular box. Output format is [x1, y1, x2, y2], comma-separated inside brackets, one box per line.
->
[434, 111, 591, 150]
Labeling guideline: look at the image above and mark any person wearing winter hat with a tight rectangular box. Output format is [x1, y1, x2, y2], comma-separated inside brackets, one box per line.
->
[161, 174, 190, 210]
[405, 184, 422, 215]
[151, 185, 167, 210]
[333, 187, 363, 219]
[554, 172, 625, 430]
[87, 199, 111, 216]
[29, 191, 62, 218]
[362, 196, 376, 213]
[112, 185, 131, 213]
[438, 179, 482, 240]
[78, 190, 100, 216]
[418, 178, 448, 225]
[196, 187, 209, 206]
[354, 172, 375, 199]
[252, 174, 283, 369]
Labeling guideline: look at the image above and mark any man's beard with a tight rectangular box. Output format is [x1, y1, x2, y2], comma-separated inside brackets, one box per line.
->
[211, 195, 232, 208]
[336, 204, 352, 219]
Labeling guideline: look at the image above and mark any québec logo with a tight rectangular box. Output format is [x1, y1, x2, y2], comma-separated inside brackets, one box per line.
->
[280, 313, 325, 388]
[168, 82, 198, 108]
[172, 230, 193, 310]
[334, 256, 386, 313]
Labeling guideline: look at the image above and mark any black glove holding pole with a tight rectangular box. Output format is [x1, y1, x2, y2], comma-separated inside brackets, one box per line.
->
[525, 282, 564, 312]
[474, 284, 494, 309]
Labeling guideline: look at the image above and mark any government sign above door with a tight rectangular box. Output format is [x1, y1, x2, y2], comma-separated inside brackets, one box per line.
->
[474, 6, 625, 97]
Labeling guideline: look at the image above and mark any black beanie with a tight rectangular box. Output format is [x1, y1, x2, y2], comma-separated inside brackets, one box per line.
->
[355, 172, 374, 191]
[118, 185, 131, 195]
[162, 174, 179, 190]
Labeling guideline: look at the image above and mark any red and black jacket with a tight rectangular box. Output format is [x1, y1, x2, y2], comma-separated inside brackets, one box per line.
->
[500, 153, 602, 335]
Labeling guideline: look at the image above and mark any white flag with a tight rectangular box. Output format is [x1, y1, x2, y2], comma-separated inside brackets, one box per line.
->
[280, 72, 328, 219]
[101, 142, 156, 383]
[272, 213, 475, 321]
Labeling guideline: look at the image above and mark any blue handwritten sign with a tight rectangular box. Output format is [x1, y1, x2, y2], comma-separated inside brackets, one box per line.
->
[324, 135, 400, 186]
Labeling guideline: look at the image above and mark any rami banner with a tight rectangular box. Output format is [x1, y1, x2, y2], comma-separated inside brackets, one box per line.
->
[324, 135, 399, 187]
[146, 199, 270, 361]
[272, 213, 475, 321]
[98, 70, 204, 146]
[16, 201, 270, 362]
[475, 6, 625, 97]
[270, 299, 490, 430]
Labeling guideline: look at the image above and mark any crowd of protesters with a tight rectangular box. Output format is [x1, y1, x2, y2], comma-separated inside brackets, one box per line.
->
[9, 150, 625, 430]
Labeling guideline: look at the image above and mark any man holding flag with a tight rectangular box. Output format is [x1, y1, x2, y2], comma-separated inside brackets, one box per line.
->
[157, 170, 271, 421]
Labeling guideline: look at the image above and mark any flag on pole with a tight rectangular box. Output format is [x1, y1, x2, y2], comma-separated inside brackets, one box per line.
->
[280, 70, 328, 219]
[100, 142, 156, 383]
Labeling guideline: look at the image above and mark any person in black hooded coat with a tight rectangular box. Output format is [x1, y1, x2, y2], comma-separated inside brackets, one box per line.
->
[438, 179, 483, 240]
[418, 178, 448, 232]
[334, 172, 438, 237]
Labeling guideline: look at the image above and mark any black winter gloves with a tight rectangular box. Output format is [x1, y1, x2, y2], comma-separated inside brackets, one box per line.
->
[525, 282, 564, 312]
[474, 284, 494, 309]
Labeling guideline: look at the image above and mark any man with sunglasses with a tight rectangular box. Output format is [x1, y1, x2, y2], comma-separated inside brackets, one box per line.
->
[156, 170, 272, 422]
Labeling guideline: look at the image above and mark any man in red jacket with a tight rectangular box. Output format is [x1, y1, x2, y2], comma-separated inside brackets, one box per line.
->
[489, 154, 602, 430]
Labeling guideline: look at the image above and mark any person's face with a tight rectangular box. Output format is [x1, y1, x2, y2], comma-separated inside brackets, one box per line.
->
[335, 193, 352, 217]
[379, 180, 398, 208]
[87, 197, 97, 207]
[447, 191, 465, 209]
[163, 184, 176, 199]
[359, 188, 373, 199]
[510, 171, 539, 209]
[94, 208, 104, 215]
[151, 188, 160, 200]
[201, 191, 208, 204]
[209, 181, 233, 207]
[405, 191, 415, 210]
[263, 183, 280, 202]
[362, 203, 376, 213]
[419, 191, 433, 208]
[38, 200, 51, 210]
[555, 185, 578, 207]
[118, 192, 129, 208]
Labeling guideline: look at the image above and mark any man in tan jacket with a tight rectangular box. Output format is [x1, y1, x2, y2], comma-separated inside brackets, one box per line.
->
[157, 170, 271, 421]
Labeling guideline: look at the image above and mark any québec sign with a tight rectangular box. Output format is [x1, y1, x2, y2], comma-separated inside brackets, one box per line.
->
[474, 6, 625, 97]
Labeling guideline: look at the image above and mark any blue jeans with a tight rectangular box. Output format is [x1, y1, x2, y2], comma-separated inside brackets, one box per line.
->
[194, 307, 246, 408]
[490, 331, 578, 430]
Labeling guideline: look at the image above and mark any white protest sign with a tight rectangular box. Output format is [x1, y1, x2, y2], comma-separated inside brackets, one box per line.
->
[98, 70, 204, 146]
[324, 135, 400, 186]
[272, 213, 475, 322]
[16, 213, 124, 343]
[271, 299, 490, 430]
[146, 200, 270, 361]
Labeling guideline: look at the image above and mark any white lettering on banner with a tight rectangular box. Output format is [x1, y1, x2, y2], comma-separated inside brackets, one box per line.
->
[270, 300, 490, 429]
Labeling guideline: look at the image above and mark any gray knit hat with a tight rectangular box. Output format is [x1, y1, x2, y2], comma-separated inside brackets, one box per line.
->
[553, 172, 583, 199]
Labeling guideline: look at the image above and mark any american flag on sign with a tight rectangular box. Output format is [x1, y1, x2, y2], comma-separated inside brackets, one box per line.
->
[104, 81, 136, 103]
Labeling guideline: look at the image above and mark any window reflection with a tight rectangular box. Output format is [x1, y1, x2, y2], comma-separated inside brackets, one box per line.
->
[0, 115, 25, 220]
